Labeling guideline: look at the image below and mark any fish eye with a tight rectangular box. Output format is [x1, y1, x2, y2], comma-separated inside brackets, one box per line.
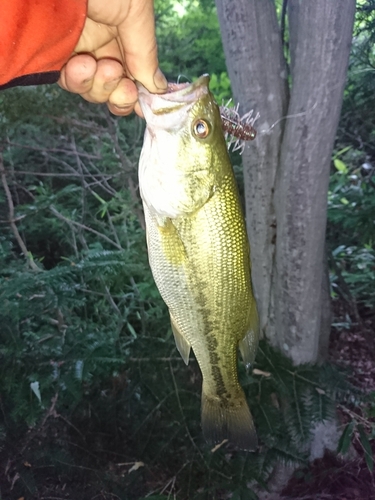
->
[192, 119, 210, 139]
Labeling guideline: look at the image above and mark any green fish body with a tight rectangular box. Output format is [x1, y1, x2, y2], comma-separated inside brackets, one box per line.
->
[138, 75, 259, 450]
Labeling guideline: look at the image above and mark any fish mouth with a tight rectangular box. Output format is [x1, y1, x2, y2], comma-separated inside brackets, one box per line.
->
[137, 74, 210, 113]
[164, 74, 210, 98]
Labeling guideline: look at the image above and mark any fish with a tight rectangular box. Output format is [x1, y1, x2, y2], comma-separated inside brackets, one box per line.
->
[137, 74, 259, 451]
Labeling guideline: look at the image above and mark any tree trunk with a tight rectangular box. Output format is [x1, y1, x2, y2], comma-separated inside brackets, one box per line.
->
[215, 0, 289, 343]
[215, 0, 355, 364]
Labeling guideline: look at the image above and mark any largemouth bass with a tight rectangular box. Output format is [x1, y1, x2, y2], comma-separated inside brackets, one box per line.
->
[137, 75, 259, 451]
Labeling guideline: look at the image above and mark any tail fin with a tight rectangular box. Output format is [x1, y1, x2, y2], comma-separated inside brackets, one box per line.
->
[201, 390, 258, 451]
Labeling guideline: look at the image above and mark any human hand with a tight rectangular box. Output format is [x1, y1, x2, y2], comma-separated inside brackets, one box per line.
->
[58, 0, 167, 116]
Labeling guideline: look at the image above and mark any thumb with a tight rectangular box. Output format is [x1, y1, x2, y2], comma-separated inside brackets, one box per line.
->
[117, 0, 167, 93]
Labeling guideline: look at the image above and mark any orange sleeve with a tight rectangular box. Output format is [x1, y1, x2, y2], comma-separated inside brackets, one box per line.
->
[0, 0, 87, 89]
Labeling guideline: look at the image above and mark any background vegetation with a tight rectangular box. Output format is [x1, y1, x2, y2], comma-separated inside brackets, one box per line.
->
[0, 1, 374, 498]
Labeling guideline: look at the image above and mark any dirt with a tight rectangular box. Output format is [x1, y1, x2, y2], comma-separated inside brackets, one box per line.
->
[281, 302, 375, 500]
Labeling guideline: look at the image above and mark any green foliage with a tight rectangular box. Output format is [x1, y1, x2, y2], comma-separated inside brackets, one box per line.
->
[334, 3, 375, 170]
[328, 121, 375, 310]
[328, 155, 375, 247]
[0, 83, 162, 423]
[336, 390, 375, 474]
[153, 0, 233, 107]
[330, 244, 375, 309]
[208, 72, 232, 104]
[325, 5, 375, 475]
[327, 3, 375, 312]
[0, 85, 356, 498]
[155, 0, 227, 80]
[1, 2, 375, 496]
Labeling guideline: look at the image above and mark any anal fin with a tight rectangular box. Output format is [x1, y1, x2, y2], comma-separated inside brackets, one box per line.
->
[170, 312, 191, 365]
[239, 302, 260, 369]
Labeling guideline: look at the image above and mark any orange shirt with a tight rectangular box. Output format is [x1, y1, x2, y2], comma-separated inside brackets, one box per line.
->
[0, 0, 87, 90]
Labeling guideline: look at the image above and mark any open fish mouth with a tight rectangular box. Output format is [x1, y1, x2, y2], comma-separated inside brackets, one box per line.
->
[165, 74, 210, 95]
[137, 74, 210, 115]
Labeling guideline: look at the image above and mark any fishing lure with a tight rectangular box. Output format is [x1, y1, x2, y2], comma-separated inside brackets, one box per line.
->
[220, 102, 259, 153]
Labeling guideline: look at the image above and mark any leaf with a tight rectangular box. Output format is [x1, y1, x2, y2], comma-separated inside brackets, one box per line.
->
[75, 360, 84, 381]
[334, 145, 352, 158]
[128, 461, 144, 473]
[252, 368, 271, 377]
[357, 424, 373, 473]
[138, 497, 168, 500]
[211, 439, 228, 453]
[332, 245, 346, 257]
[127, 322, 138, 339]
[334, 158, 348, 174]
[337, 421, 354, 455]
[92, 191, 106, 205]
[30, 381, 42, 405]
[241, 490, 259, 500]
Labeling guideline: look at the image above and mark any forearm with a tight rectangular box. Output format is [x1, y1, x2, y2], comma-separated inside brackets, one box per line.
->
[0, 0, 87, 90]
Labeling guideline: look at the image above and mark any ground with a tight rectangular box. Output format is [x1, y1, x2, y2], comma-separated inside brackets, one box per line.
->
[282, 301, 375, 500]
[1, 299, 374, 500]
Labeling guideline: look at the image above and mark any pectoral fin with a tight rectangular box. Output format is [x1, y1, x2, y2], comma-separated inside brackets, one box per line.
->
[239, 303, 260, 369]
[170, 312, 191, 365]
[158, 218, 187, 266]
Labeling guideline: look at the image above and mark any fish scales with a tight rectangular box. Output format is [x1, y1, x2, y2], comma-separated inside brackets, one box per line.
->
[138, 75, 259, 450]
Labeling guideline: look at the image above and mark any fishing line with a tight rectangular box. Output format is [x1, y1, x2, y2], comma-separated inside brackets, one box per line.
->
[176, 74, 191, 84]
[258, 101, 319, 136]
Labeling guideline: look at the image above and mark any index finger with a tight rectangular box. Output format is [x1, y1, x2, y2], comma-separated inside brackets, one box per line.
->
[117, 0, 167, 93]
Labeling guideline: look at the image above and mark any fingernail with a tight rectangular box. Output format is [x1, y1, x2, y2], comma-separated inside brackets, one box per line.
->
[113, 104, 133, 110]
[153, 68, 168, 91]
[111, 104, 134, 116]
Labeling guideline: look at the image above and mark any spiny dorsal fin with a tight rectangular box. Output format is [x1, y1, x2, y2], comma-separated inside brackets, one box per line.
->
[170, 312, 191, 365]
